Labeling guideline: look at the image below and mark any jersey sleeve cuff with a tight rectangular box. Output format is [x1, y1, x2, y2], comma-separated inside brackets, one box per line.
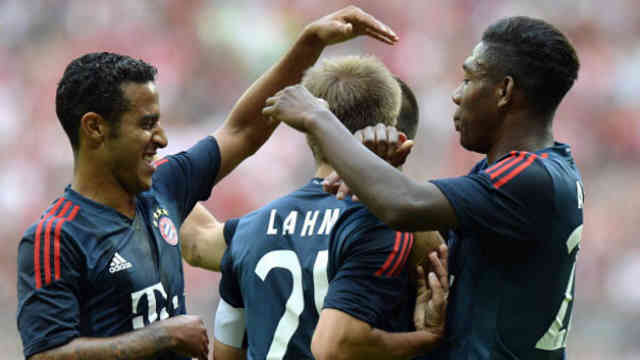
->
[23, 330, 78, 358]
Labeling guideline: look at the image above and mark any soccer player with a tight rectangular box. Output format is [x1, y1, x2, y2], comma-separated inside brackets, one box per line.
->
[263, 16, 583, 360]
[16, 7, 398, 360]
[183, 56, 447, 360]
[180, 75, 422, 272]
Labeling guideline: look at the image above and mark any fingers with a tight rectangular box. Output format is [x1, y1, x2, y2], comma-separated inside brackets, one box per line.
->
[361, 126, 376, 152]
[416, 265, 427, 292]
[322, 172, 342, 194]
[390, 140, 414, 167]
[374, 123, 388, 157]
[438, 244, 449, 283]
[336, 181, 351, 200]
[428, 251, 449, 296]
[342, 6, 398, 44]
[359, 124, 401, 162]
[429, 272, 446, 318]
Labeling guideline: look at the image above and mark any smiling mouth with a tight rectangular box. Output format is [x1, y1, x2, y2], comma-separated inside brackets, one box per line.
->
[143, 153, 155, 166]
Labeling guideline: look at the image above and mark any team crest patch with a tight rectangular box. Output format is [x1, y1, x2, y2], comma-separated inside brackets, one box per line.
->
[158, 216, 178, 245]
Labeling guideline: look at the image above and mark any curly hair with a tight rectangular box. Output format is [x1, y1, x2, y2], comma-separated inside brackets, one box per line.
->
[481, 16, 580, 116]
[55, 52, 157, 151]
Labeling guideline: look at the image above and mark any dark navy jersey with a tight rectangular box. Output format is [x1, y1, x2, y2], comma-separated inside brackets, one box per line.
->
[17, 137, 220, 359]
[430, 143, 583, 360]
[218, 179, 414, 360]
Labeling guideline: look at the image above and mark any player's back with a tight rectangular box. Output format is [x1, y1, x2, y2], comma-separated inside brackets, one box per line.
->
[220, 178, 358, 360]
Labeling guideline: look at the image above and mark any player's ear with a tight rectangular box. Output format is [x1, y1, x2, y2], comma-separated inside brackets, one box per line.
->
[79, 112, 108, 148]
[496, 75, 514, 109]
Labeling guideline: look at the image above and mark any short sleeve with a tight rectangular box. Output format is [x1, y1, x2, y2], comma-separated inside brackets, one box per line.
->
[17, 230, 83, 358]
[431, 153, 553, 243]
[218, 248, 244, 309]
[153, 136, 221, 221]
[214, 298, 246, 348]
[324, 221, 413, 328]
[223, 218, 240, 246]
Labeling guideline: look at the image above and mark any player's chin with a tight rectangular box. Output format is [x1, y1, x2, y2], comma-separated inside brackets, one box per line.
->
[137, 174, 153, 192]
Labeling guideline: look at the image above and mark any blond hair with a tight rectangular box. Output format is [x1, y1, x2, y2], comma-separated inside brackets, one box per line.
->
[302, 55, 401, 162]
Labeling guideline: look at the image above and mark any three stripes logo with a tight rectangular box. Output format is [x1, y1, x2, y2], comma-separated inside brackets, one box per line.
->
[34, 197, 80, 289]
[109, 252, 133, 273]
[484, 151, 547, 189]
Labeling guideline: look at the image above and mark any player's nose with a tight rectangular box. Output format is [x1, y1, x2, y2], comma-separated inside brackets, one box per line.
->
[153, 126, 168, 149]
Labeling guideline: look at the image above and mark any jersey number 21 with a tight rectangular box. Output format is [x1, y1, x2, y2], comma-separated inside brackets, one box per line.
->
[255, 250, 328, 360]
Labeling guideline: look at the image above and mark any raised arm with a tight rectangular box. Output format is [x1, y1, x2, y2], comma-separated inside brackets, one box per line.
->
[212, 5, 398, 183]
[263, 85, 457, 232]
[181, 203, 227, 271]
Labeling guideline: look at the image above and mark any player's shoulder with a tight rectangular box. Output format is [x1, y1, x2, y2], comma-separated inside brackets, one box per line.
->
[330, 201, 385, 243]
[22, 196, 83, 244]
[479, 150, 553, 191]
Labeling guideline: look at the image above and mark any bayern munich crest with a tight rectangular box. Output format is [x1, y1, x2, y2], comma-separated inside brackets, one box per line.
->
[158, 216, 178, 245]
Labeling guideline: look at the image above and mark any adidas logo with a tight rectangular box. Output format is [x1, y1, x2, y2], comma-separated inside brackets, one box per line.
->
[109, 252, 133, 273]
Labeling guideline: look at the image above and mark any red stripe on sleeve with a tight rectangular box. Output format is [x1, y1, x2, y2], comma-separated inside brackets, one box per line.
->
[541, 153, 549, 159]
[44, 201, 71, 285]
[54, 205, 80, 281]
[488, 152, 526, 180]
[493, 153, 538, 189]
[34, 198, 64, 289]
[485, 151, 517, 174]
[388, 233, 411, 277]
[390, 233, 414, 277]
[375, 232, 402, 276]
[153, 158, 169, 168]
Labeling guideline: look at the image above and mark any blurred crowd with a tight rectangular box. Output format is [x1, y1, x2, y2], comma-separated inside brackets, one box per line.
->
[2, 0, 639, 358]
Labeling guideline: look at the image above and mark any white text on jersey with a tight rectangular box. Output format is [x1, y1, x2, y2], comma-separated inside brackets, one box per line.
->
[267, 208, 341, 236]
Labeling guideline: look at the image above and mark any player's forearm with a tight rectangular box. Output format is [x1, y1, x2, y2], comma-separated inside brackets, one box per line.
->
[29, 327, 174, 360]
[306, 110, 452, 231]
[216, 28, 325, 154]
[312, 325, 441, 360]
[369, 327, 443, 359]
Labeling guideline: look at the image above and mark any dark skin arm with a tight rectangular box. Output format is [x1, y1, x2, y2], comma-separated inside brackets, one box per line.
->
[263, 85, 457, 232]
[29, 315, 209, 360]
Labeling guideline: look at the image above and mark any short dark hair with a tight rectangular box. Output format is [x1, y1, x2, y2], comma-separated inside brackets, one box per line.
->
[395, 77, 419, 140]
[481, 16, 579, 115]
[55, 52, 157, 150]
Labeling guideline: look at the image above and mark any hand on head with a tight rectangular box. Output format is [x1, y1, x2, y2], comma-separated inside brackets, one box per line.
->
[322, 124, 414, 200]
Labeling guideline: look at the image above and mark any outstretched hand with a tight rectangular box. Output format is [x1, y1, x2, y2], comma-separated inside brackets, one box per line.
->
[414, 244, 449, 334]
[304, 5, 399, 46]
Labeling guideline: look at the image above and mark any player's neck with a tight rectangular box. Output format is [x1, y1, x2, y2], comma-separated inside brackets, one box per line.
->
[487, 113, 554, 164]
[72, 156, 137, 219]
[314, 163, 335, 179]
